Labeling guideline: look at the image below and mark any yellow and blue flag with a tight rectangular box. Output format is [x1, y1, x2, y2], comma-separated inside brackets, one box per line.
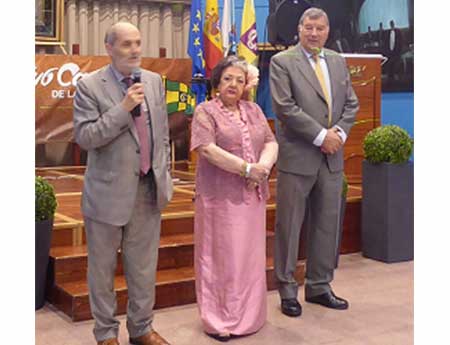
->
[187, 0, 207, 104]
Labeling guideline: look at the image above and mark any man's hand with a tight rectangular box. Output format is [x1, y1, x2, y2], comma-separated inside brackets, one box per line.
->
[121, 83, 145, 112]
[321, 128, 343, 155]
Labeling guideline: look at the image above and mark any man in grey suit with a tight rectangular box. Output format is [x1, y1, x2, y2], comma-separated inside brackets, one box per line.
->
[73, 22, 173, 345]
[269, 8, 359, 317]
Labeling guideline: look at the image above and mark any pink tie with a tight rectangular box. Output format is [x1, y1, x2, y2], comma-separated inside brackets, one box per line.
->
[123, 78, 151, 175]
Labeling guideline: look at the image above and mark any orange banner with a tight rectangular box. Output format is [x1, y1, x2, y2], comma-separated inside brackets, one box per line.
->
[35, 55, 191, 143]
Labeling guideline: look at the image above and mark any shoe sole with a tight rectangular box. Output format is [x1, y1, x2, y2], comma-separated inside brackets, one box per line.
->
[305, 299, 349, 310]
[281, 309, 302, 317]
[205, 333, 231, 342]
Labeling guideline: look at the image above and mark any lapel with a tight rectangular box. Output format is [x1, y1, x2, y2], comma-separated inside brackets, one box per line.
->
[324, 50, 337, 110]
[293, 44, 327, 104]
[100, 65, 139, 147]
[142, 75, 156, 160]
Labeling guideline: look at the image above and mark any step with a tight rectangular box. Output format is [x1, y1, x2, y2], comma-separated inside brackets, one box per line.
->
[47, 258, 305, 321]
[51, 227, 84, 247]
[49, 232, 276, 285]
[50, 209, 278, 247]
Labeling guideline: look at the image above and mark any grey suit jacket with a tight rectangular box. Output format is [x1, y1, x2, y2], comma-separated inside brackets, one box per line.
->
[73, 65, 173, 226]
[269, 45, 359, 176]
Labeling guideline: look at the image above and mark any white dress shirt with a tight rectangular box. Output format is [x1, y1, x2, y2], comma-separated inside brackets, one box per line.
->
[300, 47, 347, 147]
[390, 29, 395, 51]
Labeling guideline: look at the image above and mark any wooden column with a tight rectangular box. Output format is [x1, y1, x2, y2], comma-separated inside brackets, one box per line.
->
[78, 0, 89, 55]
[148, 4, 161, 58]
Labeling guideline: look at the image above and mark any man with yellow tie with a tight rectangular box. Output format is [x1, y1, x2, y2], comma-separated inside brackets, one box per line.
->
[269, 7, 359, 317]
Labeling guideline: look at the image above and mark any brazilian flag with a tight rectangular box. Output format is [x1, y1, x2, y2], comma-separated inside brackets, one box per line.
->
[164, 77, 196, 115]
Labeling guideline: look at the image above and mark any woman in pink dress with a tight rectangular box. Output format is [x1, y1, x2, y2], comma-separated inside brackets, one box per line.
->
[190, 56, 278, 342]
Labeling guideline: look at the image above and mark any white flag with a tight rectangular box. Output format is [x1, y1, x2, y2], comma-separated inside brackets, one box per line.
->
[221, 0, 231, 54]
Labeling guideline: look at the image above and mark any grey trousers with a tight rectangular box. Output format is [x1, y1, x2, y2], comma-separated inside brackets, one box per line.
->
[274, 158, 343, 300]
[84, 175, 161, 341]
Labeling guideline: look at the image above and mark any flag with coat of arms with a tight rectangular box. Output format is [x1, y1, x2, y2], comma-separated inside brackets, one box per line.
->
[162, 77, 196, 115]
[221, 0, 237, 56]
[238, 0, 258, 65]
[203, 0, 223, 77]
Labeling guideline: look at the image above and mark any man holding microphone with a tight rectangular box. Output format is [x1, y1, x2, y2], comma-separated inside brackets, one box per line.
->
[73, 22, 173, 345]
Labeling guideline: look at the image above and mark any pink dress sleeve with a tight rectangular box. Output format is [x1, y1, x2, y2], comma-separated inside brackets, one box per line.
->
[190, 103, 216, 151]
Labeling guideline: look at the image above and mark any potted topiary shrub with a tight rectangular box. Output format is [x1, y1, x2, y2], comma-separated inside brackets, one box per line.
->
[361, 125, 414, 263]
[35, 176, 57, 310]
[335, 174, 348, 268]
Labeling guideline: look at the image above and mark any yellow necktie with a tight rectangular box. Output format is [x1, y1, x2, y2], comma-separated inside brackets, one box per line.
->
[313, 55, 332, 128]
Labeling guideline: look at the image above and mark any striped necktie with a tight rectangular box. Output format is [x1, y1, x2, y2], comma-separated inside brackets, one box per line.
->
[312, 54, 332, 128]
[123, 77, 151, 175]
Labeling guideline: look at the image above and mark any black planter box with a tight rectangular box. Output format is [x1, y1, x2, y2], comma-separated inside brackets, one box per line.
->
[362, 161, 414, 263]
[35, 218, 53, 310]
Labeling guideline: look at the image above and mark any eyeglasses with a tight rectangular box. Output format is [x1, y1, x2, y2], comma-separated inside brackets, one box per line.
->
[220, 74, 246, 85]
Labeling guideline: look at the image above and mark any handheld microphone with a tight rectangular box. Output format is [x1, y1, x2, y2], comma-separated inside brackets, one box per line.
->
[131, 68, 142, 117]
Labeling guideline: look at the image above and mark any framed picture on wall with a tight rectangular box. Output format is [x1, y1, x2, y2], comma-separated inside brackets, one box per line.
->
[35, 0, 64, 42]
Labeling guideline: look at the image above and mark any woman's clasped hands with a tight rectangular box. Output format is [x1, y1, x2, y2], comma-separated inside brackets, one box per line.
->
[246, 163, 270, 189]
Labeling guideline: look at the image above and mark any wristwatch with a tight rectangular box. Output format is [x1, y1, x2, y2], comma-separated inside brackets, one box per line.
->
[240, 162, 252, 178]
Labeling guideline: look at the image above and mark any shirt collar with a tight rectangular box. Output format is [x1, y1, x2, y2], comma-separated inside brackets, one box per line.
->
[301, 46, 325, 60]
[109, 64, 129, 83]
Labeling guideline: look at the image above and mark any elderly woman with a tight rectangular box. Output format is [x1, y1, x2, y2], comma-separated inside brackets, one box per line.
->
[190, 56, 278, 341]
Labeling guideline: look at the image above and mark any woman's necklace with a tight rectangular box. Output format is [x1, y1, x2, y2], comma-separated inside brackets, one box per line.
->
[224, 105, 240, 120]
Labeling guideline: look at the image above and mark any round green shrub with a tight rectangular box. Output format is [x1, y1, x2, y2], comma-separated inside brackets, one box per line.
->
[35, 176, 57, 222]
[363, 125, 413, 164]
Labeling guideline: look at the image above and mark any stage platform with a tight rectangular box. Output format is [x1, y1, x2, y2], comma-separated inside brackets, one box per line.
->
[37, 162, 362, 321]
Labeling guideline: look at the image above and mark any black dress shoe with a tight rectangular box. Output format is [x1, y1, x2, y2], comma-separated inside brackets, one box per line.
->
[281, 298, 302, 317]
[305, 290, 349, 310]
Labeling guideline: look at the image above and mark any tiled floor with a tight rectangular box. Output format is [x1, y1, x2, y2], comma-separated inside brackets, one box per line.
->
[35, 253, 413, 345]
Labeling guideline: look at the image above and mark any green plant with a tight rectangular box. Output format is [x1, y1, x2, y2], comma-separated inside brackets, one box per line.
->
[342, 173, 348, 198]
[363, 125, 413, 164]
[35, 176, 57, 222]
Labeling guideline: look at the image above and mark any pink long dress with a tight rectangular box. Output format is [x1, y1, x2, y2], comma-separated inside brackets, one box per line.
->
[190, 98, 276, 335]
